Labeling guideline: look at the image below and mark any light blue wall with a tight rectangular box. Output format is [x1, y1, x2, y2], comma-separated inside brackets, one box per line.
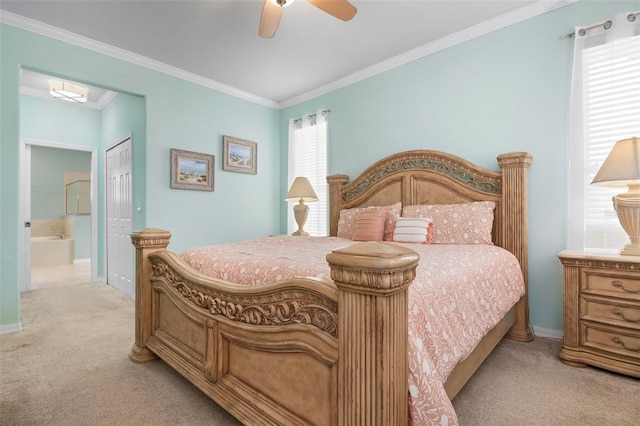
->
[21, 94, 102, 147]
[100, 92, 146, 275]
[30, 146, 91, 220]
[21, 96, 98, 266]
[3, 1, 638, 333]
[21, 93, 143, 270]
[29, 146, 92, 261]
[1, 24, 279, 329]
[279, 0, 640, 334]
[72, 216, 91, 260]
[21, 94, 97, 260]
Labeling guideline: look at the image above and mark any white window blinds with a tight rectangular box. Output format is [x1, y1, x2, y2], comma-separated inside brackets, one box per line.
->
[568, 12, 640, 251]
[288, 110, 328, 236]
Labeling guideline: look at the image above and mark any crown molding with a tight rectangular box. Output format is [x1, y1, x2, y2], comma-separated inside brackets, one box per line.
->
[0, 10, 280, 109]
[3, 1, 578, 111]
[278, 0, 579, 109]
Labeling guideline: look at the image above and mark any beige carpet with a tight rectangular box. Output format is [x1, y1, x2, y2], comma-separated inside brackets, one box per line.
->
[1, 282, 638, 425]
[452, 335, 639, 425]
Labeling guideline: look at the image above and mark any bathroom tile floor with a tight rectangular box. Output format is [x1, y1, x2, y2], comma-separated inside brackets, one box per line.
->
[31, 262, 92, 289]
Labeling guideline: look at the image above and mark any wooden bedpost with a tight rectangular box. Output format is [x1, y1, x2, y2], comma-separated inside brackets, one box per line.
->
[327, 242, 419, 425]
[327, 174, 349, 237]
[497, 153, 534, 342]
[129, 228, 172, 363]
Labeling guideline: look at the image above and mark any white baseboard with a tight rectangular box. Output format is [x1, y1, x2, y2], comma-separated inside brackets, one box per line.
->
[533, 326, 563, 340]
[0, 322, 23, 335]
[74, 258, 91, 264]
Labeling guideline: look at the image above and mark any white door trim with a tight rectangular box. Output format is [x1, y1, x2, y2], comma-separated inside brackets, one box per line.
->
[19, 138, 99, 291]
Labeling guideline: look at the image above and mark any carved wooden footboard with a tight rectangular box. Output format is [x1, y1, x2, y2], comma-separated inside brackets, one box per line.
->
[130, 230, 419, 425]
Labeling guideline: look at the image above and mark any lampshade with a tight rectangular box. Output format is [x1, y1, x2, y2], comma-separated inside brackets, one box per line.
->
[591, 136, 640, 256]
[49, 80, 88, 103]
[285, 177, 318, 202]
[591, 137, 640, 187]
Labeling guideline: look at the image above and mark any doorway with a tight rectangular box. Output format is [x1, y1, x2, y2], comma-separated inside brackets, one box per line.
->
[18, 70, 143, 300]
[20, 140, 99, 292]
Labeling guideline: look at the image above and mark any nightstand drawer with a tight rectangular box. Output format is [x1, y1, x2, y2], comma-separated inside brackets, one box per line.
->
[583, 323, 640, 360]
[583, 271, 640, 300]
[559, 250, 640, 376]
[584, 299, 640, 329]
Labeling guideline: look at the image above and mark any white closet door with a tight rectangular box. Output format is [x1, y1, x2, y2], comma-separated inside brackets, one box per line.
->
[106, 137, 133, 297]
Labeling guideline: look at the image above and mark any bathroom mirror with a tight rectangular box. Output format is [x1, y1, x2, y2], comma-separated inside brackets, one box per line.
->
[65, 180, 91, 215]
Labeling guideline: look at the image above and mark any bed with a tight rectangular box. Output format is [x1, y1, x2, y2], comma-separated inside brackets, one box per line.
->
[129, 149, 533, 425]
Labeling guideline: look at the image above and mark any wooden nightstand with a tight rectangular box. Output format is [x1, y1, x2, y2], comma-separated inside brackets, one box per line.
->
[557, 250, 640, 378]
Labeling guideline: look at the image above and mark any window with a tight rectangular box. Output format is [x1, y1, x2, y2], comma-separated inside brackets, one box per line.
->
[568, 12, 640, 251]
[288, 110, 328, 236]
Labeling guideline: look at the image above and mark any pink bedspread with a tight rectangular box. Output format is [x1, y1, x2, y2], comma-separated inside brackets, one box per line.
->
[180, 236, 525, 426]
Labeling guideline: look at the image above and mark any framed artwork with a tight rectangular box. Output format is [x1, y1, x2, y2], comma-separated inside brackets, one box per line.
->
[222, 136, 257, 174]
[170, 148, 214, 191]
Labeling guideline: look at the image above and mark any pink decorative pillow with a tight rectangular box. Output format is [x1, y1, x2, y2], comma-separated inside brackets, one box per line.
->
[352, 209, 387, 241]
[337, 202, 401, 241]
[402, 201, 495, 245]
[390, 217, 434, 244]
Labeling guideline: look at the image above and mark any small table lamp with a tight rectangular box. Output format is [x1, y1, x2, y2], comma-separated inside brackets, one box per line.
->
[285, 177, 318, 236]
[592, 137, 640, 255]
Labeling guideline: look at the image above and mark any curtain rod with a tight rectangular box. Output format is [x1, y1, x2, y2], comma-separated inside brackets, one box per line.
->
[561, 12, 638, 39]
[293, 109, 330, 124]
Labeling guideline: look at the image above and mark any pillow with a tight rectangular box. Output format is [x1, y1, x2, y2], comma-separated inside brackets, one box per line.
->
[390, 217, 434, 244]
[337, 202, 402, 241]
[352, 209, 387, 241]
[402, 201, 495, 245]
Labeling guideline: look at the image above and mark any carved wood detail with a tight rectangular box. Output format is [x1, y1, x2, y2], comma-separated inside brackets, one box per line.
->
[341, 151, 503, 203]
[327, 242, 419, 425]
[559, 257, 640, 271]
[498, 152, 533, 342]
[130, 228, 172, 363]
[150, 256, 339, 338]
[558, 250, 640, 378]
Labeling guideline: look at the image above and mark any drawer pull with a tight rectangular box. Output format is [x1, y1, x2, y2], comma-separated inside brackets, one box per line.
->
[612, 308, 640, 323]
[612, 337, 640, 352]
[611, 280, 640, 294]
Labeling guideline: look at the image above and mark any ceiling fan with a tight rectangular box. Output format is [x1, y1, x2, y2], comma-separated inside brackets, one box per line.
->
[259, 0, 357, 38]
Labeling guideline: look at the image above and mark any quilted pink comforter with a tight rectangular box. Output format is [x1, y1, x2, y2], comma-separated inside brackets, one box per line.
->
[180, 236, 525, 426]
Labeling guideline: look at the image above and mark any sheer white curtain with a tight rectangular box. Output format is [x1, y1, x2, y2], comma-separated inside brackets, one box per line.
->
[288, 110, 328, 236]
[567, 12, 640, 251]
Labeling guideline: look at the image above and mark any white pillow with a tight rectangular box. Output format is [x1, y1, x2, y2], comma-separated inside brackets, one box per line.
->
[390, 217, 433, 244]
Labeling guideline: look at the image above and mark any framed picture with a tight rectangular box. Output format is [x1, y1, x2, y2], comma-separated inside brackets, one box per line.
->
[222, 136, 257, 174]
[170, 148, 214, 191]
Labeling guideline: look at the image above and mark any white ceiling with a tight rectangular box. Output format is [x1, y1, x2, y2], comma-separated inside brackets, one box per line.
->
[1, 0, 575, 109]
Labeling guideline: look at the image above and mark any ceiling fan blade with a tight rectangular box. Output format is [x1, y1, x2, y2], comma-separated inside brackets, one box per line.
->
[259, 0, 283, 38]
[307, 0, 357, 21]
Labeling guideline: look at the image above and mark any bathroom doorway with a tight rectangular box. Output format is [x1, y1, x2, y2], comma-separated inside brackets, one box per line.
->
[20, 141, 98, 292]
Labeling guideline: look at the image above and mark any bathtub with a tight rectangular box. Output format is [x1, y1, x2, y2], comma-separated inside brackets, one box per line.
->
[31, 236, 75, 267]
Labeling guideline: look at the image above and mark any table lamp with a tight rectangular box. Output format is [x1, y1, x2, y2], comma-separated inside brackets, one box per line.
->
[285, 177, 318, 236]
[591, 137, 640, 255]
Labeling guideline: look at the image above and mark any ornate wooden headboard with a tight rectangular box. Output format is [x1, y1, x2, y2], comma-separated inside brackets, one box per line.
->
[327, 149, 533, 341]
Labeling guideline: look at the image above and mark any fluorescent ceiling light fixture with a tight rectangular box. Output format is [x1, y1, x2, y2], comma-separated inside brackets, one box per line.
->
[49, 80, 88, 103]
